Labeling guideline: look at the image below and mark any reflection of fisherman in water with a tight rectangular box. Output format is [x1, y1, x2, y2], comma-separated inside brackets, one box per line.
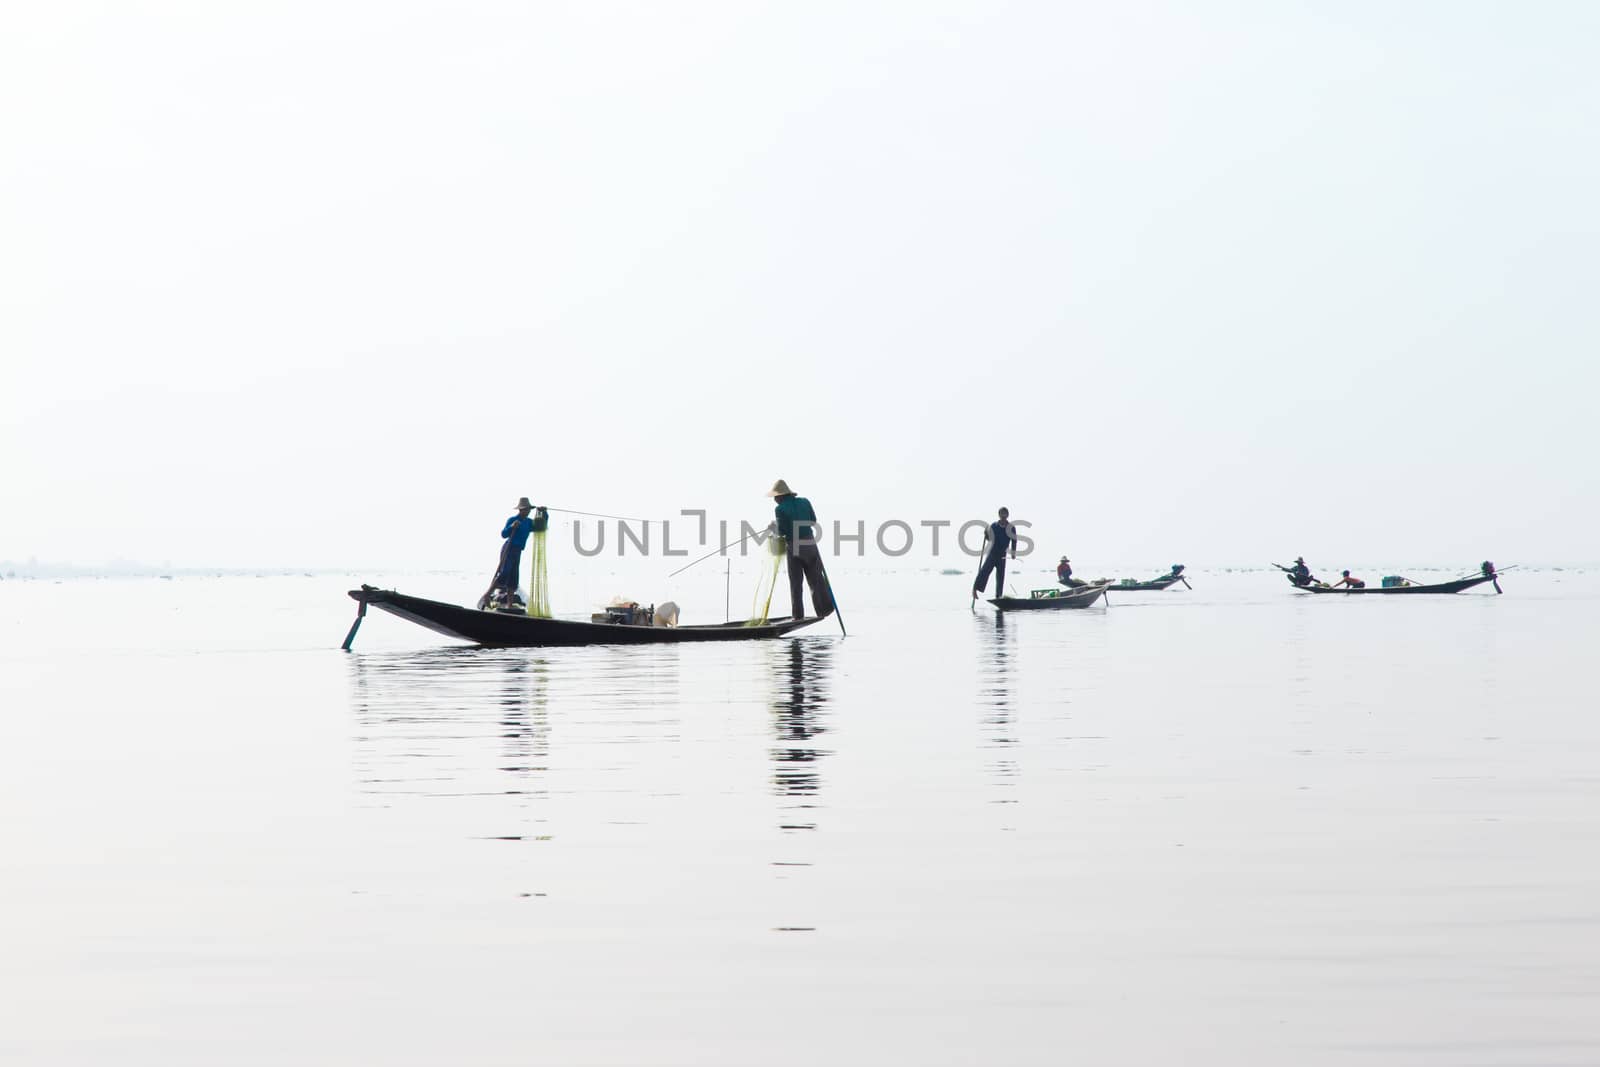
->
[770, 641, 833, 825]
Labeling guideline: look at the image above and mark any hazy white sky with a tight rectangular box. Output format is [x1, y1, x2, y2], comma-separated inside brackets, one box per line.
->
[4, 1, 1597, 570]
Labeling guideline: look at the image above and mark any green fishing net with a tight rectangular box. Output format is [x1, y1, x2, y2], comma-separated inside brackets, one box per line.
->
[747, 535, 785, 625]
[527, 511, 551, 618]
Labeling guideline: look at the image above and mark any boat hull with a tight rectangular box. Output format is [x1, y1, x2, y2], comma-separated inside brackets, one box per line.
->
[990, 584, 1107, 611]
[349, 587, 820, 646]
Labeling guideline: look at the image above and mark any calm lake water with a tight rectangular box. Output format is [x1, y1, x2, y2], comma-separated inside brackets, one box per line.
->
[2, 566, 1597, 1065]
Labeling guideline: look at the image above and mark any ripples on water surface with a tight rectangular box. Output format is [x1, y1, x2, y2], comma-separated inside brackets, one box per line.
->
[2, 570, 1598, 1065]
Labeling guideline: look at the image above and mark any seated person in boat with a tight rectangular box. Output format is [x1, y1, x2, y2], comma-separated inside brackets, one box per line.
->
[1057, 557, 1086, 588]
[1285, 557, 1313, 586]
[1481, 560, 1497, 578]
[1333, 570, 1366, 589]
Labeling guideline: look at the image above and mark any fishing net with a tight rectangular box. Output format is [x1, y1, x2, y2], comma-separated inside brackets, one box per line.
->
[526, 511, 551, 618]
[747, 535, 785, 625]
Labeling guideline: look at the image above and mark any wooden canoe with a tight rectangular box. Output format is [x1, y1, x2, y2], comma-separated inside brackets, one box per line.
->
[989, 582, 1109, 611]
[1293, 574, 1501, 595]
[346, 586, 820, 647]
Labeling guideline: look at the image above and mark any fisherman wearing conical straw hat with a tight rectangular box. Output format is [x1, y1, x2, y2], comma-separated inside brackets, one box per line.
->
[767, 479, 834, 622]
[478, 496, 546, 610]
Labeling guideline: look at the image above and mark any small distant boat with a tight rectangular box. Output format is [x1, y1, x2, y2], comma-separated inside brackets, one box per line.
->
[344, 586, 820, 647]
[1112, 576, 1183, 591]
[1113, 565, 1191, 592]
[989, 581, 1109, 611]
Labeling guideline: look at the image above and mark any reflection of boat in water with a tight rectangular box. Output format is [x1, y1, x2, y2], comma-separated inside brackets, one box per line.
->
[346, 647, 554, 807]
[989, 582, 1108, 611]
[346, 586, 820, 647]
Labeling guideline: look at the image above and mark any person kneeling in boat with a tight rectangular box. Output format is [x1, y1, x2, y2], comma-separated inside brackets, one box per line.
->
[767, 479, 834, 621]
[1056, 556, 1087, 589]
[1333, 570, 1366, 589]
[479, 497, 545, 610]
[1285, 556, 1314, 587]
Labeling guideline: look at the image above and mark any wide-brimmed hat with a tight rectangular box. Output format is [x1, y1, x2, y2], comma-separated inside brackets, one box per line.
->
[1059, 556, 1069, 562]
[766, 479, 795, 497]
[515, 497, 533, 511]
[1294, 556, 1305, 563]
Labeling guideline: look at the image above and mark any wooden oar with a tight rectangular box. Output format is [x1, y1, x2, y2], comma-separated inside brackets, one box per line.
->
[816, 553, 847, 637]
[340, 598, 367, 650]
[478, 538, 515, 610]
[970, 545, 987, 611]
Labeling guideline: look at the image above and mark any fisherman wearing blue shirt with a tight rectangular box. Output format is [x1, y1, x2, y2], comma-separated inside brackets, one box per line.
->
[479, 496, 545, 609]
[767, 479, 834, 622]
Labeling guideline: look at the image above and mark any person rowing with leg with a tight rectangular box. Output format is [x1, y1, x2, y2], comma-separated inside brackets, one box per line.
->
[478, 497, 544, 610]
[767, 479, 834, 622]
[973, 507, 1018, 603]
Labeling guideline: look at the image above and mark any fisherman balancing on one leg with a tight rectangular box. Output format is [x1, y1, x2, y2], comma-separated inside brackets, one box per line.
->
[478, 496, 546, 610]
[766, 479, 835, 622]
[972, 507, 1018, 602]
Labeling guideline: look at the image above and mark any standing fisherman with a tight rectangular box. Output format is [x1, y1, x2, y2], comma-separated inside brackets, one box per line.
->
[973, 507, 1018, 601]
[479, 497, 544, 609]
[767, 479, 834, 622]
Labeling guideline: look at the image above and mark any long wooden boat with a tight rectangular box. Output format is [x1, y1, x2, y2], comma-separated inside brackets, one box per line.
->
[1292, 573, 1501, 596]
[345, 586, 820, 647]
[989, 582, 1109, 611]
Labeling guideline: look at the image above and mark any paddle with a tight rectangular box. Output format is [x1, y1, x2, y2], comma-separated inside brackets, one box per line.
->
[340, 598, 367, 650]
[1179, 576, 1193, 589]
[478, 538, 516, 610]
[970, 537, 987, 611]
[816, 553, 847, 637]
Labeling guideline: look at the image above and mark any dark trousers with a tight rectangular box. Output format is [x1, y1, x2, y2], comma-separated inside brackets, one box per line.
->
[974, 553, 1007, 597]
[492, 545, 523, 592]
[787, 542, 834, 621]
